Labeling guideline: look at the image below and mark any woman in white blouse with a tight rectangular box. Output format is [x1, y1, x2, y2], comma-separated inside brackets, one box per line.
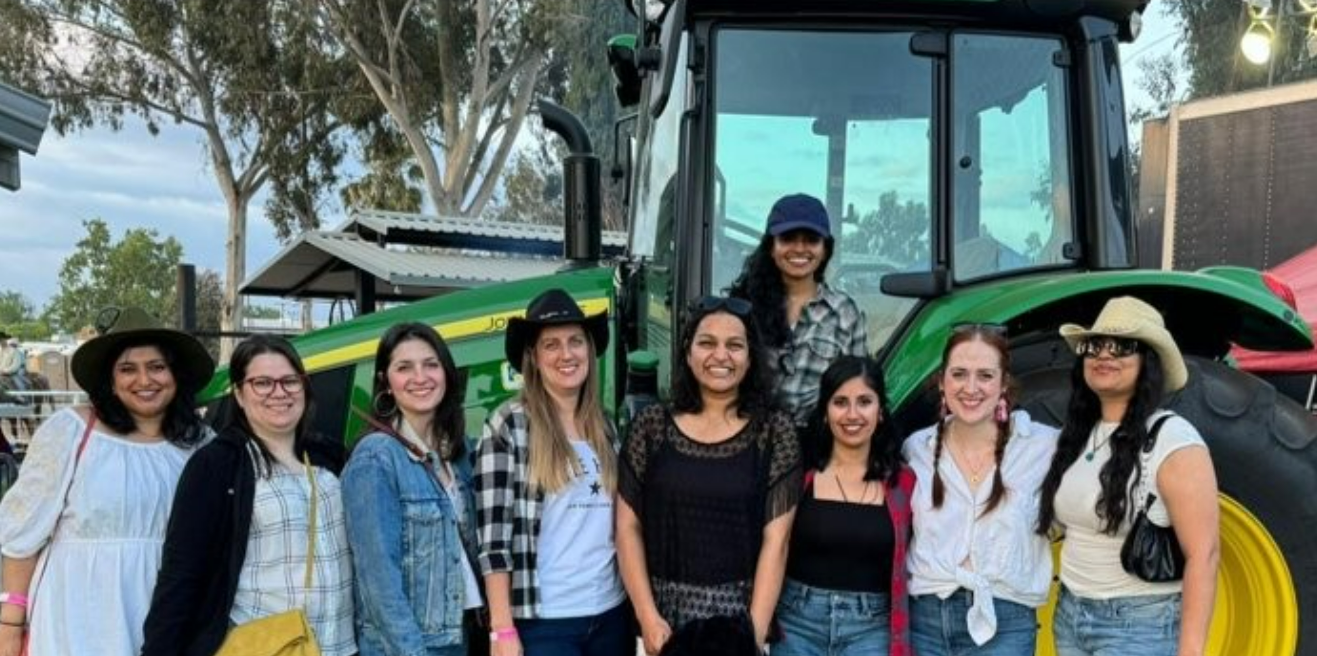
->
[0, 307, 214, 656]
[903, 324, 1058, 655]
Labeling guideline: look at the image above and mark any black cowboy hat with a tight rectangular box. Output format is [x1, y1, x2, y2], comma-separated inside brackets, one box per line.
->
[71, 307, 216, 391]
[504, 289, 609, 373]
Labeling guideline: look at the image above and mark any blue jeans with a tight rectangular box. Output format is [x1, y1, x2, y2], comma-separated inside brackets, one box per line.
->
[1052, 587, 1181, 656]
[773, 579, 891, 656]
[910, 589, 1037, 656]
[517, 602, 634, 656]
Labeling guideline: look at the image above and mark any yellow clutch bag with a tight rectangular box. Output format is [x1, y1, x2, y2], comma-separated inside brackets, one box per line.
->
[215, 609, 321, 656]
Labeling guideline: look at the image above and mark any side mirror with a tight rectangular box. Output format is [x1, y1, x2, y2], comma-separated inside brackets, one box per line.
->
[880, 268, 950, 299]
[607, 34, 642, 108]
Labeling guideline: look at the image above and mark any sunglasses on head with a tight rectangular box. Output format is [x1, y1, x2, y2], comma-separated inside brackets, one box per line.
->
[1076, 335, 1144, 359]
[951, 322, 1008, 337]
[692, 295, 753, 318]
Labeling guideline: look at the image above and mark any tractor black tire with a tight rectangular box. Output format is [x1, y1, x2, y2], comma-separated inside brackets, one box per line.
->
[1015, 352, 1317, 655]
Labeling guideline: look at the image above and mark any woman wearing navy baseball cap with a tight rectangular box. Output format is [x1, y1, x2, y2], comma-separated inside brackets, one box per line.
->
[728, 193, 869, 428]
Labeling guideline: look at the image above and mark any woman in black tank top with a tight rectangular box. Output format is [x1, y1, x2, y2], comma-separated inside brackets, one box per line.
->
[775, 356, 915, 656]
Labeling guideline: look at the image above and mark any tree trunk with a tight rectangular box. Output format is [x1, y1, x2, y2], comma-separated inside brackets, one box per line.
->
[221, 197, 247, 361]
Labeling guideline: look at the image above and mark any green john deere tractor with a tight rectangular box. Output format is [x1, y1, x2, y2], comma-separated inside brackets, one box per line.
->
[200, 2, 1317, 653]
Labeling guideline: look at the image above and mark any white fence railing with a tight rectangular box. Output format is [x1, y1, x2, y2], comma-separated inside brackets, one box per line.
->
[0, 390, 89, 447]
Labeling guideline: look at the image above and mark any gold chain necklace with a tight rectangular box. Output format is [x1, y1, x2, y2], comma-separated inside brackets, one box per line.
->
[948, 438, 992, 484]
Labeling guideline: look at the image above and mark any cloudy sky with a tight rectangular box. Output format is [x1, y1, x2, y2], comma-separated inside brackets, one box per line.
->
[1, 7, 1182, 313]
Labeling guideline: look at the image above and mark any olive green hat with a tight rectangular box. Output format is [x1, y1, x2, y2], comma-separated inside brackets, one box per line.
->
[71, 307, 215, 391]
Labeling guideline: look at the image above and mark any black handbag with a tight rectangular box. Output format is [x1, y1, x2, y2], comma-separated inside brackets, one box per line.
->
[1120, 413, 1186, 582]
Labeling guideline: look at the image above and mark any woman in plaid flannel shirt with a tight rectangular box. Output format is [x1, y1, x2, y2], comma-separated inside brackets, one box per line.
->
[474, 289, 632, 656]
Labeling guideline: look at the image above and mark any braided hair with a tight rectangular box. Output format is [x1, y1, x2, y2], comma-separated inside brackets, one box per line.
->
[930, 327, 1014, 517]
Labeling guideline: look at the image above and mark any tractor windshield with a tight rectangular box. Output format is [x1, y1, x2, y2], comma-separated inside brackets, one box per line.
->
[709, 27, 1074, 347]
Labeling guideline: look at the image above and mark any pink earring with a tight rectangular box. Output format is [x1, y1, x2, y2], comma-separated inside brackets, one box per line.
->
[940, 396, 950, 418]
[995, 399, 1009, 424]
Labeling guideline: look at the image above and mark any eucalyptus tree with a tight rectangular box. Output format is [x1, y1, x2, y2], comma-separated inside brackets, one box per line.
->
[0, 0, 356, 353]
[311, 0, 575, 217]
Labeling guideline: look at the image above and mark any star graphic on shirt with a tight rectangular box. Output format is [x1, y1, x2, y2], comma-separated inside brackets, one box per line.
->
[589, 481, 602, 495]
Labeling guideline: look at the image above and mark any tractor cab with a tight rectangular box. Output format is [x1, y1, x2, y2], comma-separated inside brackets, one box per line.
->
[616, 0, 1146, 379]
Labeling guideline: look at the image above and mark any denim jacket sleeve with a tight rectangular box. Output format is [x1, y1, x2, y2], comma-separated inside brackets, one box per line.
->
[342, 437, 428, 656]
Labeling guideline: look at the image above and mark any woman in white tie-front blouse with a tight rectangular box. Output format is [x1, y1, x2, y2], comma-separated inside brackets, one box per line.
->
[903, 324, 1058, 656]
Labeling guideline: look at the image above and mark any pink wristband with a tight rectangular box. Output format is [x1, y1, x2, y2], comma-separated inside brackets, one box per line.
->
[489, 627, 519, 642]
[0, 593, 28, 609]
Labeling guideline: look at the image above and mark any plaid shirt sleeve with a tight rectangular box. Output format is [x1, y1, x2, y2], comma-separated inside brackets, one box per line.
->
[887, 466, 917, 656]
[474, 403, 520, 575]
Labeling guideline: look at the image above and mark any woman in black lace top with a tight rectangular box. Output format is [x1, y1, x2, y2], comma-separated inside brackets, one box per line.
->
[617, 296, 802, 656]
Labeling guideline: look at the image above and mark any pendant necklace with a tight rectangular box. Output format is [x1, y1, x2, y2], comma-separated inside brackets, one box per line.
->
[948, 436, 990, 485]
[834, 472, 873, 504]
[1085, 425, 1116, 461]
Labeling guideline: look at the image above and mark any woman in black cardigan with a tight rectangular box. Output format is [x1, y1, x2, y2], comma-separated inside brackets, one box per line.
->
[140, 336, 348, 656]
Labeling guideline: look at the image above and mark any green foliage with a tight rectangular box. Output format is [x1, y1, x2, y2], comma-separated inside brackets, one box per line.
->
[491, 0, 632, 228]
[46, 219, 183, 333]
[0, 291, 50, 340]
[1164, 0, 1317, 100]
[848, 192, 930, 266]
[0, 292, 34, 326]
[491, 146, 564, 225]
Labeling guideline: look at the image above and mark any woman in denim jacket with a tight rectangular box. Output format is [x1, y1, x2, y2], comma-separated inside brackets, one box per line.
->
[343, 323, 483, 656]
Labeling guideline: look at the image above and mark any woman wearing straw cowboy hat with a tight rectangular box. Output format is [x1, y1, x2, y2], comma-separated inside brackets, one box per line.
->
[0, 307, 214, 656]
[1036, 296, 1219, 656]
[475, 289, 632, 656]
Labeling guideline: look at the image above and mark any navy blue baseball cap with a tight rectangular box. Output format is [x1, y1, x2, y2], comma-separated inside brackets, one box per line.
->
[766, 193, 831, 238]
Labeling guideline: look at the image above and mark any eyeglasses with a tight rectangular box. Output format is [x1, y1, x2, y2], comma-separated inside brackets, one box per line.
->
[241, 375, 307, 396]
[691, 295, 753, 318]
[1076, 336, 1143, 359]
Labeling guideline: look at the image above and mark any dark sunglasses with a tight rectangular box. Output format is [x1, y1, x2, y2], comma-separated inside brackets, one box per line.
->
[1076, 335, 1143, 359]
[692, 295, 753, 318]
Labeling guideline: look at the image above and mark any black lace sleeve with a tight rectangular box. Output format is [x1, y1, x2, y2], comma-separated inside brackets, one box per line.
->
[762, 411, 802, 523]
[620, 404, 669, 516]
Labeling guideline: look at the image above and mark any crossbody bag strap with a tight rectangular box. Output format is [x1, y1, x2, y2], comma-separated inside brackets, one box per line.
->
[351, 407, 450, 495]
[1136, 412, 1176, 511]
[27, 409, 96, 614]
[301, 451, 318, 596]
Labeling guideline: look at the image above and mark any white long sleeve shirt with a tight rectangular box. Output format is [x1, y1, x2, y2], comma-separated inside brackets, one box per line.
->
[903, 410, 1059, 644]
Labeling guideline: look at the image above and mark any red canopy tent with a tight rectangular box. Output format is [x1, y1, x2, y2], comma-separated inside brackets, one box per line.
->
[1232, 244, 1317, 374]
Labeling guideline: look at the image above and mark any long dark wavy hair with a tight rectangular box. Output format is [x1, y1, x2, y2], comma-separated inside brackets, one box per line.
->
[726, 232, 835, 349]
[930, 327, 1015, 516]
[805, 356, 903, 485]
[226, 335, 320, 477]
[1036, 347, 1165, 535]
[370, 322, 466, 462]
[85, 337, 207, 447]
[669, 301, 773, 419]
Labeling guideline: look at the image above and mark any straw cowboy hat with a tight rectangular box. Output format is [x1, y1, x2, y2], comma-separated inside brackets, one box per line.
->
[71, 307, 216, 391]
[1059, 296, 1188, 392]
[504, 289, 609, 373]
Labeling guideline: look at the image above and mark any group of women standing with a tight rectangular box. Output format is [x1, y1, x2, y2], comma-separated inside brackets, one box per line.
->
[0, 194, 1219, 656]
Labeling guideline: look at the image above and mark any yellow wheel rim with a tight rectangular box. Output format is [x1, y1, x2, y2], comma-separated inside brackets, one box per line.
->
[1035, 494, 1296, 656]
[1209, 494, 1297, 656]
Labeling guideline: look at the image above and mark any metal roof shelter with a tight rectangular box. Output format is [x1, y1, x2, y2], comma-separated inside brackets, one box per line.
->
[345, 209, 627, 256]
[241, 213, 626, 314]
[0, 82, 52, 191]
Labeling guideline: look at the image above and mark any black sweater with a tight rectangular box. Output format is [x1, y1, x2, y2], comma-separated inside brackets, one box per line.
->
[140, 426, 345, 656]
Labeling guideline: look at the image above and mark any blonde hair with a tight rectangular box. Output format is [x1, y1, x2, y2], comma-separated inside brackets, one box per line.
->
[520, 335, 617, 495]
